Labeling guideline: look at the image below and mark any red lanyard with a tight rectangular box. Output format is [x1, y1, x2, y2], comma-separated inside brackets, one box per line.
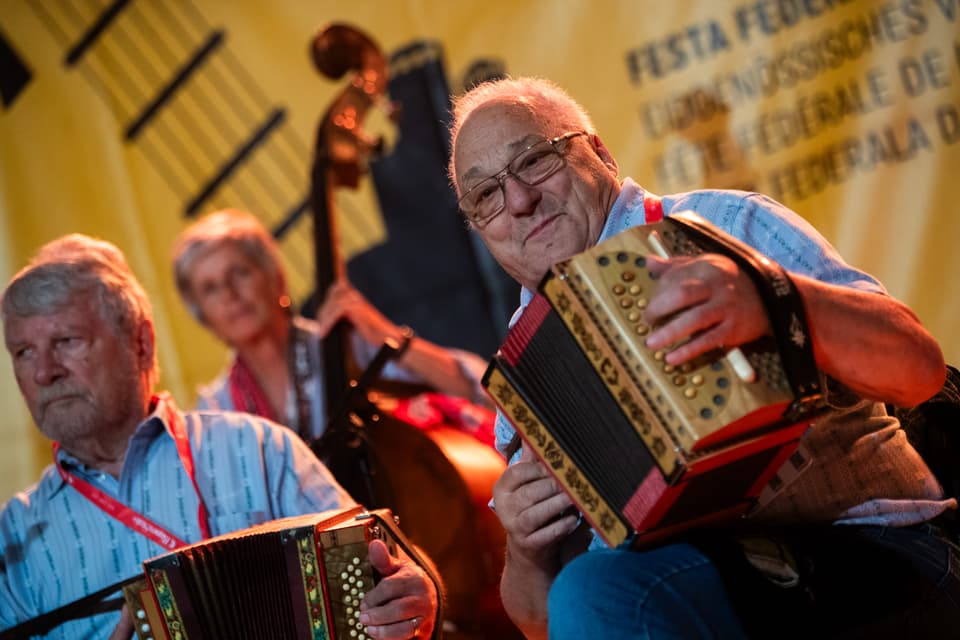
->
[52, 393, 212, 550]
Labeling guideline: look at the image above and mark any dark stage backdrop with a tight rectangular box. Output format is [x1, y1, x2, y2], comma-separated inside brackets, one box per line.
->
[347, 41, 518, 358]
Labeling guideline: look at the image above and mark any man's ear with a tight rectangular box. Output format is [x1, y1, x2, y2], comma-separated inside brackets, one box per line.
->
[590, 134, 619, 176]
[135, 319, 156, 372]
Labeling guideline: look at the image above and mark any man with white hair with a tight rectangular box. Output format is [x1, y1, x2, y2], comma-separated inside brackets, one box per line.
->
[0, 234, 438, 639]
[449, 76, 960, 638]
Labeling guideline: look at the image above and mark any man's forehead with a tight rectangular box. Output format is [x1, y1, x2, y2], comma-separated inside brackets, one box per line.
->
[455, 104, 553, 184]
[4, 301, 98, 338]
[460, 100, 550, 139]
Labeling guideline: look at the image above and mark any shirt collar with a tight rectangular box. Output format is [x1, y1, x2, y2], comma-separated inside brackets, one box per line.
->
[48, 393, 176, 495]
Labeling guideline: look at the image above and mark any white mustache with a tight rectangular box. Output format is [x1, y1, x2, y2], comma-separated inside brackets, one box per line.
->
[38, 386, 88, 411]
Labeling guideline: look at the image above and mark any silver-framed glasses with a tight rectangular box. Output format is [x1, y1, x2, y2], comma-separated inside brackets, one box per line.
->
[459, 131, 587, 228]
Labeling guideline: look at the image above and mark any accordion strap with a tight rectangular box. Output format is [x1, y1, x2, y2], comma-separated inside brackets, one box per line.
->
[0, 575, 140, 640]
[669, 211, 824, 418]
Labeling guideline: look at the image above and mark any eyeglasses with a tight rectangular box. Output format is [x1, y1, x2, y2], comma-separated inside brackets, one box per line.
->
[458, 131, 587, 228]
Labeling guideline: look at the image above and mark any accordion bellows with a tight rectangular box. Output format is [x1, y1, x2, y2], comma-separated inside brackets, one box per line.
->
[483, 213, 823, 548]
[123, 507, 405, 640]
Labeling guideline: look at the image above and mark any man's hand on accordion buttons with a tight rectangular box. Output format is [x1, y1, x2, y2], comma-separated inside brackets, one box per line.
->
[359, 539, 437, 639]
[643, 254, 771, 365]
[107, 604, 134, 640]
[493, 445, 580, 570]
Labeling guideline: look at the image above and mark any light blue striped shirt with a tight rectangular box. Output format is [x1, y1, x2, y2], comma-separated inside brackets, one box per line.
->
[0, 396, 354, 638]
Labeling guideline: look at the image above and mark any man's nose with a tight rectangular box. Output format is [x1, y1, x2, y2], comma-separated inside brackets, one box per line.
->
[501, 174, 541, 217]
[33, 349, 67, 386]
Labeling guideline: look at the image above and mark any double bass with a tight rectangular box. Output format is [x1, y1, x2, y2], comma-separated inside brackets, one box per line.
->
[306, 23, 519, 639]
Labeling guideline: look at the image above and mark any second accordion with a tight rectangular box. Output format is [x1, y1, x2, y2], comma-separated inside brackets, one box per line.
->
[483, 211, 827, 548]
[122, 506, 437, 640]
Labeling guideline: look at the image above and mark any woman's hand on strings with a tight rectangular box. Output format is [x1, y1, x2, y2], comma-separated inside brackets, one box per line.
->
[315, 280, 403, 347]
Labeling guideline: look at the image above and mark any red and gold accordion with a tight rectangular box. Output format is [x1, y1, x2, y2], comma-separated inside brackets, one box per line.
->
[122, 507, 432, 640]
[483, 212, 826, 548]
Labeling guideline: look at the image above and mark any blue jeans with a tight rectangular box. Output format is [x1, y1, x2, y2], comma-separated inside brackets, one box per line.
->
[547, 524, 960, 639]
[548, 543, 747, 639]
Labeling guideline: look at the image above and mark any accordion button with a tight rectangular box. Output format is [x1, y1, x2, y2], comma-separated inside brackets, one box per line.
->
[684, 388, 697, 399]
[691, 374, 704, 386]
[621, 271, 636, 282]
[613, 284, 626, 295]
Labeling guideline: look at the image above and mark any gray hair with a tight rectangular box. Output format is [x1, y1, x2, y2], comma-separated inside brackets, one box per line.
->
[171, 209, 285, 318]
[1, 233, 158, 383]
[447, 76, 597, 188]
